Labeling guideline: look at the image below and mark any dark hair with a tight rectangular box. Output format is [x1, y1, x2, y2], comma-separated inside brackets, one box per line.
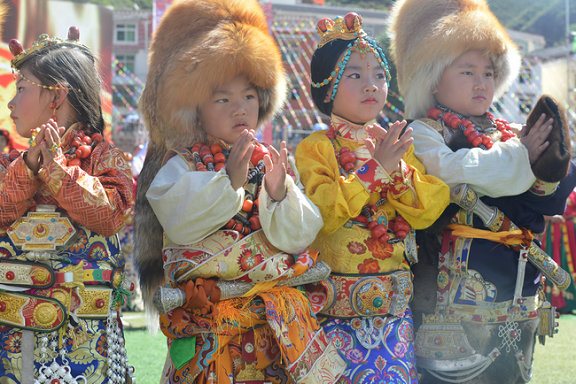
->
[310, 39, 350, 116]
[19, 44, 105, 134]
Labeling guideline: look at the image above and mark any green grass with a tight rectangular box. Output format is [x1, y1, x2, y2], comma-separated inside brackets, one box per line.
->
[124, 313, 576, 384]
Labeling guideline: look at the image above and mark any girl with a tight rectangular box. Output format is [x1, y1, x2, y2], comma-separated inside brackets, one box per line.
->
[294, 12, 449, 384]
[136, 1, 345, 382]
[389, 0, 576, 382]
[0, 28, 134, 383]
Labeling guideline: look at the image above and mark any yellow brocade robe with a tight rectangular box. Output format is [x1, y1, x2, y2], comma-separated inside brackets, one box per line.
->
[295, 116, 449, 275]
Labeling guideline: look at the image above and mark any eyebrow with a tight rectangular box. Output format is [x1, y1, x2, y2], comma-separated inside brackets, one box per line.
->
[213, 86, 256, 95]
[457, 62, 494, 70]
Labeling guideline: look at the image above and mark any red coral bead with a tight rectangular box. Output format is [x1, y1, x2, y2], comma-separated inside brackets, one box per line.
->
[211, 143, 223, 154]
[242, 199, 254, 212]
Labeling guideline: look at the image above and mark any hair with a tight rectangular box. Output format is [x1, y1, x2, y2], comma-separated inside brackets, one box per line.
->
[310, 36, 383, 117]
[0, 129, 13, 152]
[17, 44, 105, 134]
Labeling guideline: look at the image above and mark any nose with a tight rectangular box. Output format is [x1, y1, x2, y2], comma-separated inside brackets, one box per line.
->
[7, 97, 14, 111]
[473, 75, 487, 90]
[232, 101, 247, 116]
[363, 82, 377, 94]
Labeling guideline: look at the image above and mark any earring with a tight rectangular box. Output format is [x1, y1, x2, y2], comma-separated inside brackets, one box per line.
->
[49, 101, 57, 122]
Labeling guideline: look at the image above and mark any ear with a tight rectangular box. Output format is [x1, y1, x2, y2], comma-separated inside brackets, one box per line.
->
[52, 87, 70, 109]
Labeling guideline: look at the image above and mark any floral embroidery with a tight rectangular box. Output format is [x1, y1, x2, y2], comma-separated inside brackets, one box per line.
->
[364, 236, 393, 261]
[375, 355, 387, 372]
[4, 332, 21, 353]
[357, 258, 380, 274]
[394, 342, 408, 358]
[70, 232, 88, 252]
[237, 249, 265, 272]
[347, 241, 367, 255]
[357, 164, 369, 175]
[345, 348, 364, 364]
[328, 328, 353, 350]
[88, 242, 108, 260]
[95, 333, 108, 357]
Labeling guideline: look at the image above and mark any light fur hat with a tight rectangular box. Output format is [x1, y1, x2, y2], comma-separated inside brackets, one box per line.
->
[136, 0, 286, 312]
[388, 0, 521, 118]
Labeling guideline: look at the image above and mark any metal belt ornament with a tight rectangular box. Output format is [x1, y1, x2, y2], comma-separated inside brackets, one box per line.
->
[6, 204, 76, 252]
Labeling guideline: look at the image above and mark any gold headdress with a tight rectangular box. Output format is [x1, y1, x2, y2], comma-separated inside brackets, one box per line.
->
[9, 27, 87, 70]
[9, 27, 86, 93]
[388, 0, 521, 118]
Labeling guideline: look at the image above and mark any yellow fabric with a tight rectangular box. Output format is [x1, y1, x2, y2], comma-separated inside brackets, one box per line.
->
[295, 130, 450, 274]
[448, 223, 532, 246]
[295, 131, 449, 234]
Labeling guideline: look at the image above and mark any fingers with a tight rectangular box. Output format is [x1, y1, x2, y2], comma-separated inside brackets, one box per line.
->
[365, 138, 376, 157]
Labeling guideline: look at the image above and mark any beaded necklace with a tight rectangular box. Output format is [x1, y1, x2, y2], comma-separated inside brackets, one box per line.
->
[191, 141, 269, 238]
[14, 123, 103, 166]
[327, 121, 409, 244]
[427, 106, 515, 150]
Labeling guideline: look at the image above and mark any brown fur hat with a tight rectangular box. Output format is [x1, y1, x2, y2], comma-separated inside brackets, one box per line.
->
[136, 0, 286, 313]
[388, 0, 521, 118]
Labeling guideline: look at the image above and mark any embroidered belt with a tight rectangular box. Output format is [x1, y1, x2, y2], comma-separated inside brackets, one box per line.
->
[0, 259, 124, 290]
[0, 287, 114, 332]
[321, 270, 413, 318]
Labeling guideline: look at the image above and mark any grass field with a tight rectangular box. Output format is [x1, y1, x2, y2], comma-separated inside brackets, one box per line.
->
[124, 313, 576, 384]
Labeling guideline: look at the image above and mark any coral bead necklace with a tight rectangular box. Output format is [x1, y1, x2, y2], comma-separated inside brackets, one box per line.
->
[191, 141, 270, 237]
[427, 106, 516, 150]
[329, 131, 409, 244]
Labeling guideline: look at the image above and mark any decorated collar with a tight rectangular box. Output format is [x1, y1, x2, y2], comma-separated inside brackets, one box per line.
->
[327, 114, 373, 142]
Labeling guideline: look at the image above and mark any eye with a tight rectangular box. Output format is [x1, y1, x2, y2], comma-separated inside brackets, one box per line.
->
[376, 72, 386, 79]
[245, 94, 256, 100]
[461, 71, 473, 76]
[347, 73, 360, 79]
[215, 98, 228, 103]
[485, 72, 494, 78]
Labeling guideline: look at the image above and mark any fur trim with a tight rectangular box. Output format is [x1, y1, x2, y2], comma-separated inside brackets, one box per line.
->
[388, 0, 520, 118]
[136, 0, 286, 313]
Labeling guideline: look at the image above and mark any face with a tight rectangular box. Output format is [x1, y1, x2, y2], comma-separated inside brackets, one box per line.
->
[199, 75, 259, 145]
[330, 50, 388, 124]
[434, 50, 495, 117]
[7, 69, 53, 138]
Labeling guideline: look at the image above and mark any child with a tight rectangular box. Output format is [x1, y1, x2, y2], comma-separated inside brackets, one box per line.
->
[389, 0, 576, 382]
[294, 12, 450, 383]
[0, 28, 134, 383]
[135, 0, 345, 382]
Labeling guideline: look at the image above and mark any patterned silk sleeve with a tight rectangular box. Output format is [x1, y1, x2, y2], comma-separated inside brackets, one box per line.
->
[37, 142, 134, 236]
[385, 144, 450, 229]
[0, 155, 41, 232]
[295, 132, 372, 235]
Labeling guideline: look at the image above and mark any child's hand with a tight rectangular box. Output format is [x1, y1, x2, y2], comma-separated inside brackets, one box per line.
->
[226, 130, 255, 190]
[520, 113, 553, 164]
[263, 141, 288, 202]
[365, 120, 412, 173]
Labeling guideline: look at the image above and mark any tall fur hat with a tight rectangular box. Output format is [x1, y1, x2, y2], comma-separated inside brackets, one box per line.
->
[136, 0, 286, 313]
[388, 0, 521, 118]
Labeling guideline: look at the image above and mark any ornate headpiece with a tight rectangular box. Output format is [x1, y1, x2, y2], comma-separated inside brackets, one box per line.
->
[9, 26, 85, 70]
[312, 12, 390, 101]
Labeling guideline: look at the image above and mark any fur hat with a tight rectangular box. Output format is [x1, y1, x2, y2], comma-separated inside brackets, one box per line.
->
[136, 0, 286, 313]
[388, 0, 521, 118]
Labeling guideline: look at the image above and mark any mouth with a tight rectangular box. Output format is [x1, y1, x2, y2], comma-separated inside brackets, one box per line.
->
[472, 95, 486, 102]
[362, 98, 378, 104]
[233, 122, 249, 130]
